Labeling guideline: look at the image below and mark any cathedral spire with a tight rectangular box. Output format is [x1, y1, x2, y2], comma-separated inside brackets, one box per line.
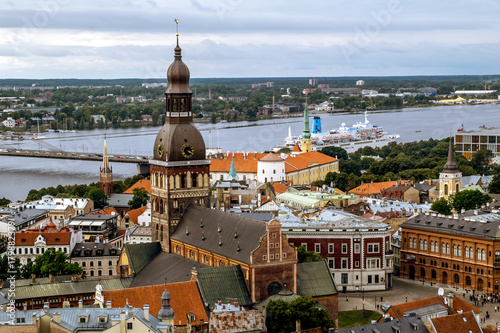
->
[99, 136, 113, 196]
[301, 95, 312, 153]
[442, 137, 459, 173]
[102, 135, 111, 173]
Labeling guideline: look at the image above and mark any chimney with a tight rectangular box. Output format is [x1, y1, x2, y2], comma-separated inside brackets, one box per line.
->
[190, 267, 198, 281]
[230, 298, 239, 307]
[43, 302, 49, 313]
[106, 301, 112, 309]
[33, 314, 37, 324]
[143, 305, 150, 322]
[53, 313, 61, 324]
[49, 274, 53, 284]
[78, 299, 83, 308]
[446, 293, 454, 309]
[32, 274, 36, 283]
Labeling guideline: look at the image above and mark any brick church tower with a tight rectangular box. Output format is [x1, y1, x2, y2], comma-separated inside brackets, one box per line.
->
[99, 137, 113, 197]
[150, 35, 211, 252]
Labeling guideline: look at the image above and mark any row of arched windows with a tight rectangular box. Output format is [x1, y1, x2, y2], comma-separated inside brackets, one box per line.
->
[408, 237, 488, 261]
[152, 172, 209, 189]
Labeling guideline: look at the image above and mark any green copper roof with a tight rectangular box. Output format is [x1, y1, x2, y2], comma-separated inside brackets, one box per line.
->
[125, 242, 162, 275]
[227, 156, 238, 180]
[302, 97, 311, 140]
[196, 265, 252, 308]
[297, 260, 338, 297]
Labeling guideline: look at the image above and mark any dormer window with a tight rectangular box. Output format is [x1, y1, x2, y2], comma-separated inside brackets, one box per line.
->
[98, 316, 107, 324]
[79, 316, 88, 323]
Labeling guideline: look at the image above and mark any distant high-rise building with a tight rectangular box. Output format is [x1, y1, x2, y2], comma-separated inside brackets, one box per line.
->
[309, 78, 318, 86]
[356, 80, 365, 86]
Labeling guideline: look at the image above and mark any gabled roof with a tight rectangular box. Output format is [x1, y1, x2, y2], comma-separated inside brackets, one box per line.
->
[126, 206, 148, 224]
[210, 151, 337, 174]
[108, 193, 133, 208]
[90, 207, 119, 216]
[71, 242, 120, 258]
[124, 179, 151, 194]
[104, 281, 207, 326]
[284, 151, 337, 173]
[337, 316, 429, 333]
[196, 265, 252, 309]
[387, 296, 449, 319]
[269, 181, 290, 194]
[430, 311, 481, 333]
[123, 242, 162, 275]
[349, 180, 410, 196]
[259, 153, 283, 162]
[171, 205, 267, 265]
[130, 252, 207, 287]
[14, 230, 71, 246]
[2, 277, 133, 300]
[297, 261, 338, 297]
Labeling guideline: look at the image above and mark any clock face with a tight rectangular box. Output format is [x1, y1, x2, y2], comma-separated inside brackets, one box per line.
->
[181, 143, 195, 158]
[157, 144, 164, 158]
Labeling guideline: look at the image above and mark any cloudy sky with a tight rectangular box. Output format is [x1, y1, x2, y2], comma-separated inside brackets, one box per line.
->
[1, 0, 499, 79]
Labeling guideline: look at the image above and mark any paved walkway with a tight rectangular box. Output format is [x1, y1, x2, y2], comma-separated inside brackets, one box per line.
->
[338, 276, 500, 327]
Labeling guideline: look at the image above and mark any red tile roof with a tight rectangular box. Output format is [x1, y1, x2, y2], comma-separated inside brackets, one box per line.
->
[430, 311, 481, 333]
[124, 179, 151, 194]
[90, 207, 120, 216]
[269, 182, 290, 194]
[259, 153, 283, 162]
[103, 281, 207, 326]
[348, 180, 410, 198]
[210, 152, 337, 174]
[382, 295, 480, 322]
[15, 231, 71, 246]
[292, 144, 301, 153]
[126, 206, 148, 224]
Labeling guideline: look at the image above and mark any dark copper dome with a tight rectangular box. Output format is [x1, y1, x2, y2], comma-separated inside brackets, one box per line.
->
[153, 122, 206, 162]
[166, 40, 192, 94]
[152, 38, 205, 163]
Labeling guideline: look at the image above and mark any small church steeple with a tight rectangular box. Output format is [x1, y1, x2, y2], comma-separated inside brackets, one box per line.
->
[301, 96, 311, 153]
[439, 136, 462, 199]
[227, 156, 238, 180]
[99, 136, 113, 196]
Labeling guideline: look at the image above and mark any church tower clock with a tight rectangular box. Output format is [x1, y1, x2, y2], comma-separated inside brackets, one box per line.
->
[150, 35, 211, 252]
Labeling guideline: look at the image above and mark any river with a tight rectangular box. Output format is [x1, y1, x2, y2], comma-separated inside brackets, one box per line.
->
[1, 103, 499, 201]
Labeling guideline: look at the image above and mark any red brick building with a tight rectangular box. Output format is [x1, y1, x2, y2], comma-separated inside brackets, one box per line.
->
[401, 208, 500, 293]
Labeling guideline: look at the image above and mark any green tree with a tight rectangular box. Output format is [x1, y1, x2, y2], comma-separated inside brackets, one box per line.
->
[113, 181, 126, 194]
[0, 255, 22, 281]
[297, 246, 323, 263]
[430, 198, 452, 215]
[86, 188, 108, 208]
[0, 197, 11, 206]
[21, 248, 82, 278]
[470, 149, 493, 174]
[320, 146, 348, 160]
[266, 297, 333, 333]
[451, 189, 492, 212]
[488, 173, 500, 194]
[128, 187, 150, 209]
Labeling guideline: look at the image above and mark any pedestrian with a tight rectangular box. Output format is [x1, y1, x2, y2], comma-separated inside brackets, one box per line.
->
[346, 296, 349, 302]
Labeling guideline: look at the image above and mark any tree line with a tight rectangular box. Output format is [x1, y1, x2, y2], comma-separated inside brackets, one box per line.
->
[317, 138, 494, 192]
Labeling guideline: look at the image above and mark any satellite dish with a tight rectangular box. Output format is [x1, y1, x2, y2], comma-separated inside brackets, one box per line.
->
[438, 288, 444, 296]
